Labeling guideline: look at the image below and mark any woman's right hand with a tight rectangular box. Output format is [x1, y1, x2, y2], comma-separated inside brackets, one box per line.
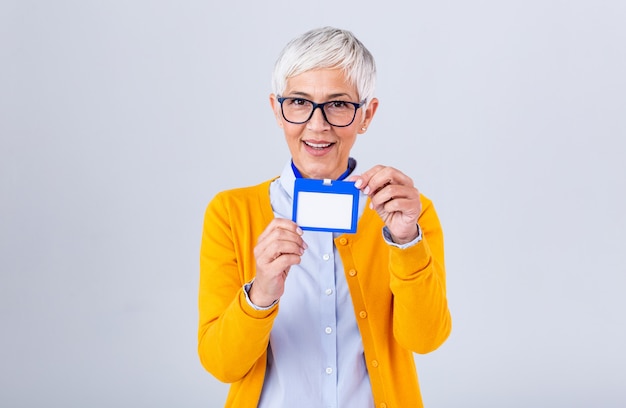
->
[249, 218, 307, 307]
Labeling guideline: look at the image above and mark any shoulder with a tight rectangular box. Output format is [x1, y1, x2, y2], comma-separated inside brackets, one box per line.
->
[204, 178, 278, 236]
[212, 178, 276, 202]
[207, 178, 277, 217]
[417, 192, 444, 238]
[419, 193, 435, 212]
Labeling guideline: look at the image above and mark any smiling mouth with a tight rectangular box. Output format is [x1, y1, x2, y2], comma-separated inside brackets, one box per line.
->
[304, 141, 334, 149]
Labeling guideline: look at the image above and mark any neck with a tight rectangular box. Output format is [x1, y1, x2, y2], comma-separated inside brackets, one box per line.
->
[291, 158, 356, 180]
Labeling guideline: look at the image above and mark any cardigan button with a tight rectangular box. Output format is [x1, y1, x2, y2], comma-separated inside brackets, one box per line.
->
[339, 237, 348, 245]
[379, 403, 387, 408]
[371, 360, 379, 368]
[348, 269, 357, 277]
[359, 311, 367, 319]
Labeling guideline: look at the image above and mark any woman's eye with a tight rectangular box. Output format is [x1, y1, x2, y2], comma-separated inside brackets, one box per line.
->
[291, 98, 307, 106]
[331, 101, 347, 108]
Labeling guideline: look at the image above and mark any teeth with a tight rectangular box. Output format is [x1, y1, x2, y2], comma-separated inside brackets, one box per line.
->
[305, 141, 332, 148]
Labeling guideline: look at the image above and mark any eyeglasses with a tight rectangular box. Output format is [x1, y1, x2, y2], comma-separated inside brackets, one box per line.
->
[277, 97, 364, 127]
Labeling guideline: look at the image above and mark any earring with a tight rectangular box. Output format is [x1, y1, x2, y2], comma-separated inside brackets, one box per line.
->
[361, 126, 367, 131]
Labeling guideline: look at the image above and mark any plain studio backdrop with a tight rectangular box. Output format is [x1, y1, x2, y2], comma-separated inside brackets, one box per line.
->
[1, 1, 625, 407]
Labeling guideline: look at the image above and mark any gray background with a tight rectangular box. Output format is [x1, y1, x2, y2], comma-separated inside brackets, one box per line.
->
[1, 1, 625, 407]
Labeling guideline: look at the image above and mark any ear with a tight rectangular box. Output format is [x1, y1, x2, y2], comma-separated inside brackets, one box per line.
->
[269, 94, 284, 128]
[358, 97, 379, 134]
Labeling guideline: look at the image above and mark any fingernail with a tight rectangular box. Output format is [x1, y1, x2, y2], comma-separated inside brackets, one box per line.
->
[296, 227, 303, 235]
[354, 179, 362, 188]
[369, 202, 373, 209]
[364, 186, 370, 195]
[303, 241, 308, 250]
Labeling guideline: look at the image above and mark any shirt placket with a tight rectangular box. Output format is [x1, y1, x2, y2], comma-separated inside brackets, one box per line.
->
[319, 232, 338, 408]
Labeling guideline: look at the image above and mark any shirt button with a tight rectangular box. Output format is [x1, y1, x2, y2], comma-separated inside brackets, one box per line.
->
[325, 367, 333, 374]
[322, 253, 330, 261]
[348, 269, 357, 277]
[325, 288, 333, 295]
[371, 360, 379, 368]
[359, 311, 367, 319]
[339, 237, 348, 245]
[325, 326, 332, 334]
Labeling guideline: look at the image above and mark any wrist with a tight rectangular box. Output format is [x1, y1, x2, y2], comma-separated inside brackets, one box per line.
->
[248, 282, 278, 309]
[391, 225, 419, 244]
[383, 224, 422, 248]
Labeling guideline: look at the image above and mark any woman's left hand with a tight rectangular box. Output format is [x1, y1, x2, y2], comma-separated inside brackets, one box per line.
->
[350, 165, 422, 245]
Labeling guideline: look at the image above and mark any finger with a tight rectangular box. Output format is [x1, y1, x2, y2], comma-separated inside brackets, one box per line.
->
[368, 168, 413, 195]
[257, 218, 303, 243]
[257, 240, 306, 265]
[352, 166, 414, 196]
[377, 196, 420, 218]
[349, 165, 385, 192]
[270, 253, 302, 271]
[369, 184, 411, 208]
[256, 220, 307, 256]
[369, 182, 412, 207]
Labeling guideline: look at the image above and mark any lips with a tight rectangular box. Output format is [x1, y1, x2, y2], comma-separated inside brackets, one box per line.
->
[303, 140, 334, 149]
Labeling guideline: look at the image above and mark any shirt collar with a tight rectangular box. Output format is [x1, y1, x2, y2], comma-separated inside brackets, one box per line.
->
[278, 158, 359, 199]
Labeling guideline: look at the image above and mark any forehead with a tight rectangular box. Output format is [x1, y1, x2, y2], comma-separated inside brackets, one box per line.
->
[284, 68, 358, 99]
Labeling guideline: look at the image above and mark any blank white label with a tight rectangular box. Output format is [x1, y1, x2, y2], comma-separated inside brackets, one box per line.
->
[296, 192, 354, 230]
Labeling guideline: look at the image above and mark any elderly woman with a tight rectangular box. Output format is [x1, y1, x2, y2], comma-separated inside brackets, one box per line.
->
[198, 27, 451, 408]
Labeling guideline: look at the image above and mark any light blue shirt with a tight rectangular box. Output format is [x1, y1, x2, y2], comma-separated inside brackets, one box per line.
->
[245, 160, 422, 408]
[254, 160, 373, 408]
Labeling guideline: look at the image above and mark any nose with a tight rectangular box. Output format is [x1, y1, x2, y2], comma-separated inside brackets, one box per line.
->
[307, 106, 330, 131]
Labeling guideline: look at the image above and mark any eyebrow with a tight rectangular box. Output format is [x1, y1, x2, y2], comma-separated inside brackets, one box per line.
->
[286, 91, 355, 100]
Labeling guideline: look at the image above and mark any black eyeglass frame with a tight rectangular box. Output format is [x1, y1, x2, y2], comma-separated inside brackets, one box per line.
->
[276, 96, 364, 127]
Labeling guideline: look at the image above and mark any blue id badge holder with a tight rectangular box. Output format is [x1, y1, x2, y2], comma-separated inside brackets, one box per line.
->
[292, 178, 360, 233]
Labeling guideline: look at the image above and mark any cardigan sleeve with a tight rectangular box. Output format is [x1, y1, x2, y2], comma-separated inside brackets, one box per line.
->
[197, 191, 277, 383]
[388, 194, 452, 353]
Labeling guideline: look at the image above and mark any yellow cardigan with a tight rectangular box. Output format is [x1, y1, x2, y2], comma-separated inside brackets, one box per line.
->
[198, 179, 451, 408]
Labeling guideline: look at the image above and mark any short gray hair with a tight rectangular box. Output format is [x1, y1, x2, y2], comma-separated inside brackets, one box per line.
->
[272, 27, 376, 106]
